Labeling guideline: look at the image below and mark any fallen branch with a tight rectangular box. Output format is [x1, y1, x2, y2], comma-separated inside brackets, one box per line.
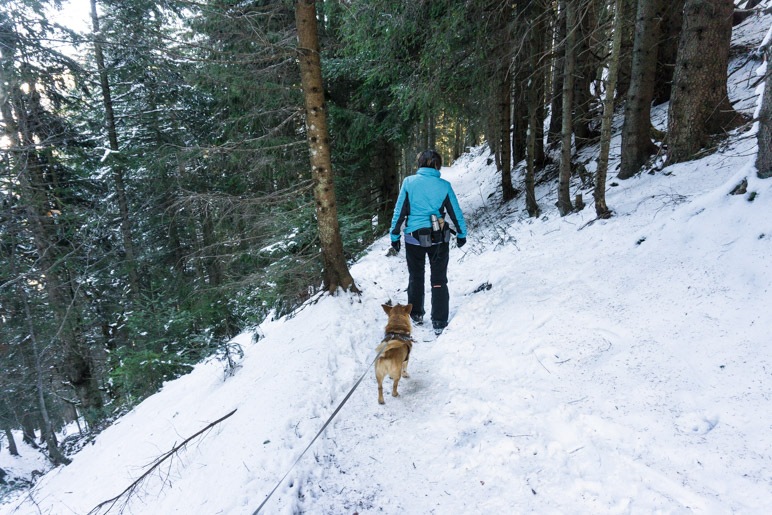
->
[88, 408, 238, 515]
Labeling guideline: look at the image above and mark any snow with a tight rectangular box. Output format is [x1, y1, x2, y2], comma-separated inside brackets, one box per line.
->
[3, 10, 772, 515]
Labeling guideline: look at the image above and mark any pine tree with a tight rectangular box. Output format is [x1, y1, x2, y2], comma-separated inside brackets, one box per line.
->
[1, 4, 106, 427]
[296, 0, 358, 293]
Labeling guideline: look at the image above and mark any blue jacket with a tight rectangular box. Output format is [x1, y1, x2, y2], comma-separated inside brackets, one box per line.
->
[389, 167, 467, 243]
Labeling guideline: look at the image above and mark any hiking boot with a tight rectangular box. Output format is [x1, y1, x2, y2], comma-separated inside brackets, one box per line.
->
[433, 326, 444, 336]
[432, 322, 446, 335]
[410, 315, 423, 326]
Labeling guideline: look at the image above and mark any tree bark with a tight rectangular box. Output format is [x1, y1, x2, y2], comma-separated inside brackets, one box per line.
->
[667, 0, 746, 164]
[295, 0, 358, 293]
[525, 37, 540, 217]
[595, 0, 624, 219]
[573, 0, 601, 148]
[525, 0, 547, 217]
[495, 3, 516, 203]
[653, 0, 685, 105]
[512, 6, 529, 166]
[619, 0, 663, 179]
[548, 3, 566, 147]
[757, 39, 772, 178]
[4, 427, 19, 456]
[426, 111, 436, 149]
[20, 414, 37, 447]
[513, 71, 528, 164]
[500, 63, 516, 202]
[558, 0, 576, 216]
[452, 121, 463, 161]
[376, 137, 399, 230]
[532, 3, 547, 168]
[201, 209, 223, 287]
[615, 0, 637, 103]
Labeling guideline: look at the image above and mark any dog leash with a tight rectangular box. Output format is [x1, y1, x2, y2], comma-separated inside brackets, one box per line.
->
[252, 348, 385, 514]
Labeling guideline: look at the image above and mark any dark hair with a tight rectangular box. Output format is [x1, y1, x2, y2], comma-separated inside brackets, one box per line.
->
[416, 150, 442, 170]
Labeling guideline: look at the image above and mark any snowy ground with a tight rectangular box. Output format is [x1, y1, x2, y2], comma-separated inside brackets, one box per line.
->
[2, 10, 772, 515]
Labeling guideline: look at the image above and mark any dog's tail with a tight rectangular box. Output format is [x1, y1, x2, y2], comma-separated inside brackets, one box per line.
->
[375, 339, 408, 357]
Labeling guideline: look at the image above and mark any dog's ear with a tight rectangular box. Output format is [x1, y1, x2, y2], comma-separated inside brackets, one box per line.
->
[382, 304, 392, 315]
[404, 303, 412, 314]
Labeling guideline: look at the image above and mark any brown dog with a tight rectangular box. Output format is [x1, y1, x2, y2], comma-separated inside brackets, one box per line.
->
[375, 303, 414, 404]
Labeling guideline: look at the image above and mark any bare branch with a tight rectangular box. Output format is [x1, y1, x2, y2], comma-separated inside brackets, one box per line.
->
[87, 409, 238, 515]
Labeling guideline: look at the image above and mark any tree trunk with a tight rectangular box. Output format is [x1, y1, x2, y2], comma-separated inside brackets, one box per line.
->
[20, 413, 37, 447]
[427, 110, 436, 149]
[733, 0, 764, 25]
[295, 0, 358, 293]
[595, 0, 624, 219]
[90, 0, 140, 297]
[512, 5, 528, 166]
[525, 7, 542, 218]
[619, 0, 664, 179]
[452, 121, 463, 160]
[615, 0, 637, 103]
[653, 0, 685, 105]
[21, 293, 71, 466]
[558, 0, 576, 216]
[201, 209, 223, 287]
[4, 427, 19, 456]
[548, 3, 566, 147]
[573, 0, 601, 148]
[513, 72, 528, 164]
[667, 0, 746, 164]
[757, 39, 772, 179]
[500, 64, 516, 202]
[533, 3, 547, 168]
[524, 0, 548, 217]
[376, 137, 399, 229]
[496, 4, 516, 203]
[8, 232, 70, 465]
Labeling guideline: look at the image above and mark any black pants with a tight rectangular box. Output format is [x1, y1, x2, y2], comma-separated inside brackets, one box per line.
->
[405, 242, 449, 329]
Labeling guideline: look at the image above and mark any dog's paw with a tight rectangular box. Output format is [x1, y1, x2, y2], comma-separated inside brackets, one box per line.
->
[401, 371, 410, 378]
[378, 398, 385, 405]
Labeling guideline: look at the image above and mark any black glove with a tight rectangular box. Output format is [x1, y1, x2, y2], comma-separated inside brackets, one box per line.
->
[391, 240, 401, 252]
[456, 237, 466, 248]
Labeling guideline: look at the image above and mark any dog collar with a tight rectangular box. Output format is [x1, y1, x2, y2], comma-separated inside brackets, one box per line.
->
[382, 332, 414, 343]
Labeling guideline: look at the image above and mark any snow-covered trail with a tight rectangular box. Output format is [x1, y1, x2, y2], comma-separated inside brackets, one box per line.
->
[272, 142, 771, 514]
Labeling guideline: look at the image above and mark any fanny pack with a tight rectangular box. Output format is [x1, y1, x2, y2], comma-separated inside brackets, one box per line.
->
[412, 215, 451, 247]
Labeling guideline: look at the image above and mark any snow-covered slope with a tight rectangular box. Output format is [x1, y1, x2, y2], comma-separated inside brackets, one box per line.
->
[2, 10, 771, 515]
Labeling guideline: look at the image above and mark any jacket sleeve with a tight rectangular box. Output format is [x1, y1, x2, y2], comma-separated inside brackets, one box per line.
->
[389, 185, 410, 242]
[441, 186, 466, 239]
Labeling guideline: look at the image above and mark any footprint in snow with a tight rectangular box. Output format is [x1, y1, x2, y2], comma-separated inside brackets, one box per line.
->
[674, 413, 719, 435]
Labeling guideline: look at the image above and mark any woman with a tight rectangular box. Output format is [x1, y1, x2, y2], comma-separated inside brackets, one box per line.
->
[388, 150, 467, 335]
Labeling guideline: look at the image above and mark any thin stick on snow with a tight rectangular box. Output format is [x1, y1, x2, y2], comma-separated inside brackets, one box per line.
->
[532, 351, 551, 374]
[87, 409, 238, 515]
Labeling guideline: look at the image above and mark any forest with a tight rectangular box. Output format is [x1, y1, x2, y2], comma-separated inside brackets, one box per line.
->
[1, 0, 770, 467]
